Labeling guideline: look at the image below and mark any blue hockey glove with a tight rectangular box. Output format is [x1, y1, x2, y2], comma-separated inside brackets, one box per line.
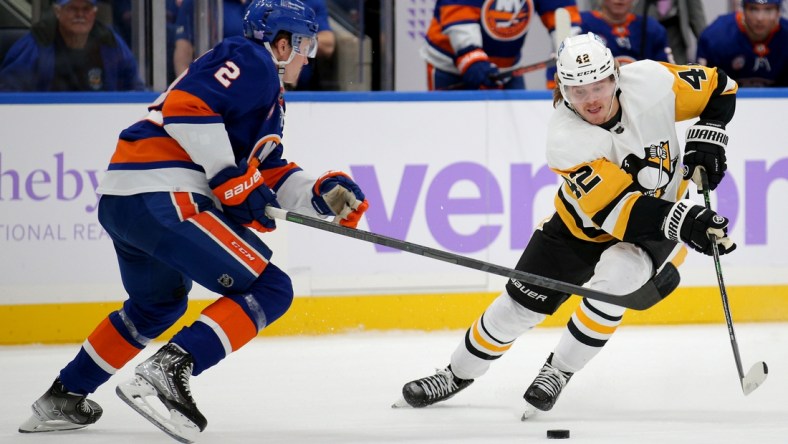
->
[455, 48, 502, 90]
[209, 158, 279, 233]
[311, 171, 369, 228]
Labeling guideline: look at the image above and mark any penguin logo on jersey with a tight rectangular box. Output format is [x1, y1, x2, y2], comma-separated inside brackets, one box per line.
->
[481, 0, 533, 41]
[621, 141, 676, 198]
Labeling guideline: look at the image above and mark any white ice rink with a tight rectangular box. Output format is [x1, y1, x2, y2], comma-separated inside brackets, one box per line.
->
[2, 323, 787, 444]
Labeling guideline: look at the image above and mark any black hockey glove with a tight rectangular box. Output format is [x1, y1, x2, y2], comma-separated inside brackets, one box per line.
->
[683, 120, 728, 191]
[662, 200, 736, 256]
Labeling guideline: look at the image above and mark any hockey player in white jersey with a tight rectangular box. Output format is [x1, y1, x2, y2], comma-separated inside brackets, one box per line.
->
[397, 32, 738, 418]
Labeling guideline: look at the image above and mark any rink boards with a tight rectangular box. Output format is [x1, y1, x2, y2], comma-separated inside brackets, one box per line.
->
[1, 90, 786, 344]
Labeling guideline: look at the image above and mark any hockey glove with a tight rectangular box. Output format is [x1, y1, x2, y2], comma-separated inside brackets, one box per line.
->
[683, 120, 728, 191]
[209, 158, 279, 233]
[311, 171, 369, 228]
[662, 199, 736, 256]
[455, 48, 502, 90]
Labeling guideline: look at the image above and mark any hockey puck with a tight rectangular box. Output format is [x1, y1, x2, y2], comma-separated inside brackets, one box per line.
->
[547, 429, 570, 439]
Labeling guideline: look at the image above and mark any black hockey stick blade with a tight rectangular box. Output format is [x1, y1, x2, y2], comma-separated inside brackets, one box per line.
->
[265, 207, 679, 311]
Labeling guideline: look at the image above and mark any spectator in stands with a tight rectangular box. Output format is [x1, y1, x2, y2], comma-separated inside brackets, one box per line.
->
[633, 0, 707, 64]
[581, 0, 674, 65]
[173, 0, 334, 90]
[0, 0, 144, 91]
[697, 0, 788, 87]
[423, 1, 582, 91]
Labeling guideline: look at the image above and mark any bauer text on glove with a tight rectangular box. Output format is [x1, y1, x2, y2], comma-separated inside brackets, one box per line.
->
[209, 158, 279, 233]
[662, 199, 736, 256]
[311, 171, 369, 228]
[683, 120, 728, 191]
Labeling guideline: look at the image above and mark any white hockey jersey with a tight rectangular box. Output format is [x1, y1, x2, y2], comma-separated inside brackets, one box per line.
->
[546, 59, 738, 243]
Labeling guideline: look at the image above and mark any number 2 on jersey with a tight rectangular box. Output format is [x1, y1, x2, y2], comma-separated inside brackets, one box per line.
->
[565, 165, 601, 198]
[214, 61, 241, 87]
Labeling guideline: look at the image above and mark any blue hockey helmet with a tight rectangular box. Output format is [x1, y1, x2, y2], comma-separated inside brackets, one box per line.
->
[243, 0, 319, 57]
[742, 0, 780, 5]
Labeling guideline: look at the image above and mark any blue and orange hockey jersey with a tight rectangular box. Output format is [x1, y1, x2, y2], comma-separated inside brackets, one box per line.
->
[423, 0, 581, 77]
[98, 36, 322, 216]
[697, 12, 788, 87]
[580, 10, 673, 65]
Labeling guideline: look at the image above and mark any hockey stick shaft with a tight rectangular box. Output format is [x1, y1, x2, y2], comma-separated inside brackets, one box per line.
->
[265, 207, 677, 311]
[699, 172, 746, 381]
[699, 170, 767, 395]
[445, 58, 555, 90]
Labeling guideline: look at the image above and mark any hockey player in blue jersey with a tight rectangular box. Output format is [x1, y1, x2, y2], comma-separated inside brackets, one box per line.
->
[18, 0, 368, 442]
[581, 0, 674, 65]
[697, 0, 788, 87]
[423, 0, 582, 90]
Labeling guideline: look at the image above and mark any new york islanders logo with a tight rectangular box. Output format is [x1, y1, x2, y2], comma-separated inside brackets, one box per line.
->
[481, 0, 533, 41]
[621, 141, 676, 198]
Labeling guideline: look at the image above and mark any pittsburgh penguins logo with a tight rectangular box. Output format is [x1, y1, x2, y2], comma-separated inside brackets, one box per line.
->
[481, 0, 533, 41]
[621, 141, 677, 198]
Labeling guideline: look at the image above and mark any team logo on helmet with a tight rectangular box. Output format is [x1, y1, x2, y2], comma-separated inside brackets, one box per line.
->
[481, 0, 533, 41]
[712, 215, 726, 224]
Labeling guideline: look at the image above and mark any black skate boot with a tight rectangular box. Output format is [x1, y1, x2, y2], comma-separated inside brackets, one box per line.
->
[116, 343, 206, 443]
[19, 378, 103, 433]
[522, 353, 573, 419]
[399, 366, 474, 408]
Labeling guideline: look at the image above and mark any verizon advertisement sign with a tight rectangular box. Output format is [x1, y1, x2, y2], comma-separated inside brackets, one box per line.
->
[1, 95, 786, 304]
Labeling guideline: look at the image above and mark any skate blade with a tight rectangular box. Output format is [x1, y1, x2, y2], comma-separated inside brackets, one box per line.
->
[391, 397, 412, 409]
[116, 376, 201, 444]
[18, 414, 87, 433]
[520, 403, 539, 421]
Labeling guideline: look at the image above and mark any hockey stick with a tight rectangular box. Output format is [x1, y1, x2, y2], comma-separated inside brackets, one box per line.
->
[445, 58, 556, 90]
[699, 170, 768, 395]
[264, 207, 679, 311]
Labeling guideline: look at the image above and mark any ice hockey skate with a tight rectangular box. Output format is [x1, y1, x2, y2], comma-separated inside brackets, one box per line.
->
[18, 378, 103, 433]
[116, 343, 207, 443]
[521, 353, 573, 420]
[393, 366, 474, 408]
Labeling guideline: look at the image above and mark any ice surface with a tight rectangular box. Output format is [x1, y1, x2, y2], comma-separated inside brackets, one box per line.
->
[3, 323, 786, 444]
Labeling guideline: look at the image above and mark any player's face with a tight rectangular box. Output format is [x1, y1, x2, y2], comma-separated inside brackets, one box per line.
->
[743, 4, 780, 41]
[565, 77, 618, 125]
[55, 0, 97, 37]
[281, 52, 308, 87]
[602, 0, 635, 20]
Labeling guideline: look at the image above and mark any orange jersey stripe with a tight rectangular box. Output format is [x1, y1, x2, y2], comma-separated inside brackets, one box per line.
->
[162, 89, 220, 119]
[172, 192, 200, 221]
[440, 5, 481, 25]
[87, 317, 142, 370]
[541, 5, 580, 30]
[261, 162, 300, 189]
[110, 137, 191, 164]
[189, 212, 268, 276]
[202, 297, 258, 351]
